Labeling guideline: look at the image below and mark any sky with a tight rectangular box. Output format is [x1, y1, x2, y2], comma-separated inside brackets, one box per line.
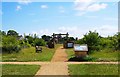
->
[1, 0, 118, 38]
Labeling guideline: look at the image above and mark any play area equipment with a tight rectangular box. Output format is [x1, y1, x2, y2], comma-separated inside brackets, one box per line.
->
[74, 44, 88, 57]
[47, 38, 55, 48]
[47, 32, 74, 48]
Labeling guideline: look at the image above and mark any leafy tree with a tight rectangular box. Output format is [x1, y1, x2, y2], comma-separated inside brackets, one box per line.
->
[25, 35, 34, 45]
[68, 37, 75, 41]
[0, 30, 6, 36]
[77, 31, 100, 53]
[118, 32, 120, 50]
[99, 37, 113, 48]
[41, 35, 51, 42]
[34, 38, 46, 46]
[112, 32, 120, 50]
[2, 36, 21, 53]
[7, 30, 18, 36]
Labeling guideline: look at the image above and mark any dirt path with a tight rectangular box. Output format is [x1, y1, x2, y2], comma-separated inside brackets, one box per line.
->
[35, 62, 69, 75]
[35, 46, 69, 76]
[51, 46, 68, 62]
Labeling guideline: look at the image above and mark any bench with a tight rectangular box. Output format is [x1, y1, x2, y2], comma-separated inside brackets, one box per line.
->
[35, 46, 42, 53]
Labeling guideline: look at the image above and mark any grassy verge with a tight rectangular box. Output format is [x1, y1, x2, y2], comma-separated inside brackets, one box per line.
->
[2, 44, 61, 62]
[65, 48, 119, 62]
[90, 49, 118, 62]
[68, 64, 118, 76]
[66, 48, 74, 59]
[2, 64, 40, 77]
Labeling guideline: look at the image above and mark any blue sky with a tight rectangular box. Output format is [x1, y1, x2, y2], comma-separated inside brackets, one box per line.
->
[1, 0, 118, 38]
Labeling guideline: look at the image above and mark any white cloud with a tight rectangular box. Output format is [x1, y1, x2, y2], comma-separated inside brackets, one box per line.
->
[58, 25, 117, 38]
[74, 0, 94, 11]
[91, 25, 117, 37]
[41, 5, 48, 9]
[58, 26, 86, 38]
[16, 5, 22, 11]
[74, 0, 108, 16]
[39, 29, 53, 37]
[18, 0, 32, 5]
[27, 25, 117, 39]
[87, 3, 107, 11]
[58, 26, 78, 32]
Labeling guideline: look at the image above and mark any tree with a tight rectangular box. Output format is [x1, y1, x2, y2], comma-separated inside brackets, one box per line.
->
[2, 36, 21, 53]
[99, 37, 113, 48]
[7, 30, 18, 36]
[118, 32, 120, 50]
[0, 30, 6, 36]
[25, 35, 34, 45]
[34, 38, 46, 46]
[112, 32, 120, 50]
[41, 35, 51, 42]
[79, 31, 100, 53]
[68, 37, 75, 41]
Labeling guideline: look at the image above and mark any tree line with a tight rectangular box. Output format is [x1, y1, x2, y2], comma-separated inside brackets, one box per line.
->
[76, 31, 120, 54]
[0, 30, 119, 54]
[0, 30, 46, 53]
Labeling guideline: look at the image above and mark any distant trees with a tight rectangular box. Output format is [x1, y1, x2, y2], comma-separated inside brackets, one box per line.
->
[112, 32, 120, 50]
[68, 37, 75, 41]
[41, 35, 51, 42]
[1, 29, 119, 53]
[34, 38, 46, 46]
[7, 30, 18, 36]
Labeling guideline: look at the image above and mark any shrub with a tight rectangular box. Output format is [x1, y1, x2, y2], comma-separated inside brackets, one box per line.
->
[76, 31, 100, 54]
[19, 40, 31, 48]
[2, 36, 21, 53]
[34, 38, 46, 46]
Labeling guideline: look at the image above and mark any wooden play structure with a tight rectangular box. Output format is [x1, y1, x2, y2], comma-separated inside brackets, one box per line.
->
[47, 33, 74, 48]
[47, 38, 55, 48]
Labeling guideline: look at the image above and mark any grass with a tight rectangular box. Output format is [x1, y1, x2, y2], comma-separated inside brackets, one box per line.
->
[2, 44, 61, 62]
[0, 64, 1, 77]
[65, 48, 119, 62]
[2, 64, 40, 77]
[90, 49, 119, 62]
[65, 48, 75, 59]
[68, 64, 118, 76]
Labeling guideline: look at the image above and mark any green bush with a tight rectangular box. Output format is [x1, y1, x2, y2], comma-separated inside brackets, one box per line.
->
[112, 32, 120, 50]
[99, 38, 113, 48]
[34, 38, 46, 46]
[76, 31, 101, 54]
[19, 40, 31, 48]
[2, 36, 21, 53]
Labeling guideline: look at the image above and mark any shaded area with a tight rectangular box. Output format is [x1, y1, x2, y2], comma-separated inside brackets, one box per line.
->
[68, 56, 96, 62]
